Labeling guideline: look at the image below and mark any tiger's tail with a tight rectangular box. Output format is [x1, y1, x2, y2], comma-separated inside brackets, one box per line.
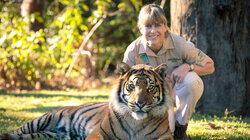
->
[0, 111, 62, 140]
[0, 131, 59, 140]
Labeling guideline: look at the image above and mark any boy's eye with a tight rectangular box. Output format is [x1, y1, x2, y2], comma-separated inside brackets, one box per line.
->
[145, 24, 161, 28]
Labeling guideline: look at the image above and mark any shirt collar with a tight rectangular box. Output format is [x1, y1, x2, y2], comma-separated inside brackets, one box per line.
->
[164, 33, 174, 50]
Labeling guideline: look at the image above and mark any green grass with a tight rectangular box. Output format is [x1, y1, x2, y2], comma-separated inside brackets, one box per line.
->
[0, 88, 249, 139]
[188, 115, 249, 139]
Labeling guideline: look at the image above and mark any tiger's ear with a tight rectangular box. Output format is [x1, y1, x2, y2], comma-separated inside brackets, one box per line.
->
[154, 63, 168, 79]
[117, 62, 131, 76]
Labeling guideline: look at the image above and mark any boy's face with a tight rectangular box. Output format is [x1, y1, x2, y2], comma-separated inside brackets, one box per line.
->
[139, 23, 167, 49]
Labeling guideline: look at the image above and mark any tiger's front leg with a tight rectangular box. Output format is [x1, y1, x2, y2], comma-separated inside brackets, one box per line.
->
[86, 128, 105, 140]
[158, 134, 174, 140]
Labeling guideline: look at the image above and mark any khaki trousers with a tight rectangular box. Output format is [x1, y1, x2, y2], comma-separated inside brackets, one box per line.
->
[168, 72, 204, 133]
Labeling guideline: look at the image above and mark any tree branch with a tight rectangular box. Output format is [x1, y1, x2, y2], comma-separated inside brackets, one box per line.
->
[160, 0, 167, 9]
[123, 0, 136, 11]
[63, 8, 125, 84]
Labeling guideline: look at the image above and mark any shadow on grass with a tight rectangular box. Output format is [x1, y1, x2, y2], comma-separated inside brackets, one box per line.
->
[19, 103, 107, 113]
[10, 102, 108, 114]
[189, 114, 249, 140]
[0, 112, 29, 133]
[189, 136, 248, 140]
[19, 106, 63, 113]
[0, 92, 108, 99]
[192, 114, 250, 123]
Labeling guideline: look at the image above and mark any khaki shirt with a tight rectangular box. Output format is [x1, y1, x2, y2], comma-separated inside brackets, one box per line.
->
[123, 33, 211, 75]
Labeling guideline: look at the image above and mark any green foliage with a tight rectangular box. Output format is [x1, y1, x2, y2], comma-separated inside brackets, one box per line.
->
[0, 0, 160, 89]
[0, 89, 249, 139]
[0, 3, 48, 88]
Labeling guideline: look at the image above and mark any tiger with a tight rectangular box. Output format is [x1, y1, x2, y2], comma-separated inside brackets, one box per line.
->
[0, 62, 174, 140]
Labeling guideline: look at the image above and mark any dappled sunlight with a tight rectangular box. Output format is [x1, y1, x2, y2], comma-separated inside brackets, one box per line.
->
[0, 88, 111, 133]
[0, 89, 249, 138]
[188, 115, 249, 139]
[0, 89, 110, 110]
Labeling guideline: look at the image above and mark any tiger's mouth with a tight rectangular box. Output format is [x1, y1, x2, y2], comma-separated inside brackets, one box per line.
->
[131, 106, 148, 113]
[135, 110, 145, 114]
[132, 110, 148, 120]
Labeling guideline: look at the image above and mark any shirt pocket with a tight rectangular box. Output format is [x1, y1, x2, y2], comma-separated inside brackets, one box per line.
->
[137, 53, 151, 65]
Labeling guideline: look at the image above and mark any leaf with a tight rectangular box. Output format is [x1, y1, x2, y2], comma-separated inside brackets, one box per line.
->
[80, 25, 88, 31]
[60, 0, 69, 5]
[208, 122, 222, 130]
[81, 4, 89, 11]
[36, 17, 44, 23]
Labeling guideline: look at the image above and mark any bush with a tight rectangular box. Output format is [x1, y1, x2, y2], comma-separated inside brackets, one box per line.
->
[0, 0, 144, 89]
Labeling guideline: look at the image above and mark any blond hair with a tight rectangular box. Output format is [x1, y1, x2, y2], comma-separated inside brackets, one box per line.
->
[138, 4, 170, 32]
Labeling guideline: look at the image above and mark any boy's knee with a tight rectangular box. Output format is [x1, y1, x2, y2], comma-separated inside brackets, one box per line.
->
[183, 72, 204, 96]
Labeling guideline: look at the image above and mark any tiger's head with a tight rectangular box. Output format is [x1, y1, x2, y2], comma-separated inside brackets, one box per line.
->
[110, 62, 173, 120]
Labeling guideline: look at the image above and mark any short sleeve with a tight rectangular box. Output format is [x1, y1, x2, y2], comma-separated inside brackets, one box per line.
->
[171, 34, 211, 67]
[181, 41, 211, 66]
[123, 42, 136, 67]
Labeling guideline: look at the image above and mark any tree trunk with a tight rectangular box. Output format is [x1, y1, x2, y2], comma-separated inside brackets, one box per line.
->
[170, 0, 249, 116]
[21, 0, 44, 31]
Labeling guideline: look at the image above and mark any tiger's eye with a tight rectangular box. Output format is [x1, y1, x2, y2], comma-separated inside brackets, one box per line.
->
[129, 84, 135, 90]
[148, 85, 155, 92]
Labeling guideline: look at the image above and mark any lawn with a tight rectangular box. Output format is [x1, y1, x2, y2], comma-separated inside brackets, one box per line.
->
[0, 88, 249, 139]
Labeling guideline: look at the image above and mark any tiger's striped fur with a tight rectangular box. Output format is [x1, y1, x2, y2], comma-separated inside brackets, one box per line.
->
[1, 63, 174, 140]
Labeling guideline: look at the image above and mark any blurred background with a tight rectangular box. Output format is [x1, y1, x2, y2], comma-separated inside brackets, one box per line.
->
[0, 0, 249, 116]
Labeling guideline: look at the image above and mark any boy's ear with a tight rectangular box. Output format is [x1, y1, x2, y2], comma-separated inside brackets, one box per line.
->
[163, 24, 168, 32]
[117, 62, 131, 76]
[138, 25, 143, 34]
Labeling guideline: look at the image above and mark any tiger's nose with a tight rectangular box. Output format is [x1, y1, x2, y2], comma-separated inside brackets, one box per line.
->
[135, 100, 146, 108]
